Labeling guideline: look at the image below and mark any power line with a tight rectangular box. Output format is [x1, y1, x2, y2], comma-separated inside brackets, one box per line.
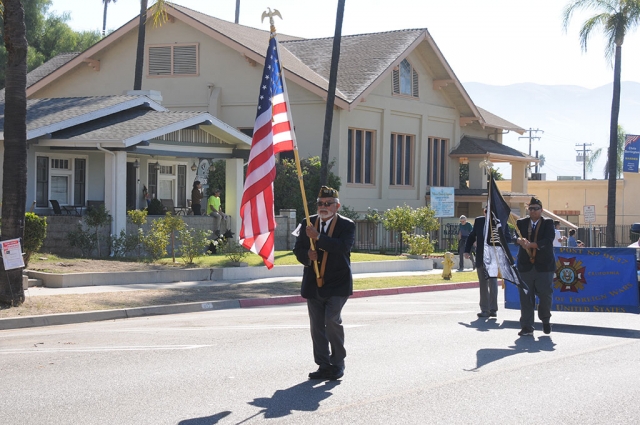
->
[518, 128, 544, 156]
[575, 142, 593, 180]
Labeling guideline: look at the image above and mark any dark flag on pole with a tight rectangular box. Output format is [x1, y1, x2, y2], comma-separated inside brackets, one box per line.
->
[483, 175, 529, 294]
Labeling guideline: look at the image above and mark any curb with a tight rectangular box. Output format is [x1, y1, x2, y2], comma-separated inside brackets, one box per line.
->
[0, 281, 478, 331]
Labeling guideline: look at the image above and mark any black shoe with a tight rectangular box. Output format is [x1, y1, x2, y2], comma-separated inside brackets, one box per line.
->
[326, 366, 344, 381]
[477, 311, 490, 318]
[308, 367, 331, 380]
[518, 328, 534, 336]
[489, 311, 497, 318]
[543, 323, 552, 334]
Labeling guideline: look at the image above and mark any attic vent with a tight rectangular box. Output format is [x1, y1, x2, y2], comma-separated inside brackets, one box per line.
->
[392, 59, 418, 98]
[148, 43, 198, 77]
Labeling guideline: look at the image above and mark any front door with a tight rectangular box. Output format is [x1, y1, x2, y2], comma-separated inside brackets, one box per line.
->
[126, 162, 137, 210]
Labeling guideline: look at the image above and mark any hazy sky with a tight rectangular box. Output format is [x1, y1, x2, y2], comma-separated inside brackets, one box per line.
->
[50, 0, 640, 89]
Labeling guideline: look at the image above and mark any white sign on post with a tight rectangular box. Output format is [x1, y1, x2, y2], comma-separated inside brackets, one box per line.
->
[583, 205, 596, 224]
[430, 187, 455, 218]
[1, 238, 25, 270]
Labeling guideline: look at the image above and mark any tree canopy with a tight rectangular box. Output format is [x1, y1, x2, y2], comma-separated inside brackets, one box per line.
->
[0, 0, 101, 89]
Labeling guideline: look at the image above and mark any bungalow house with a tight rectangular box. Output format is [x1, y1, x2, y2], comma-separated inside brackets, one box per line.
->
[1, 3, 535, 237]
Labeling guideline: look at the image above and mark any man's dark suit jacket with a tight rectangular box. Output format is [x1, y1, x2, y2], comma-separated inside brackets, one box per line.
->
[293, 213, 355, 299]
[516, 216, 556, 272]
[464, 215, 486, 261]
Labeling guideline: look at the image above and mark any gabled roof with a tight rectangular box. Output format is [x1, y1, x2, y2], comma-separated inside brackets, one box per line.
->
[20, 4, 522, 134]
[0, 95, 166, 140]
[0, 95, 252, 149]
[0, 52, 80, 101]
[477, 107, 524, 134]
[449, 136, 537, 163]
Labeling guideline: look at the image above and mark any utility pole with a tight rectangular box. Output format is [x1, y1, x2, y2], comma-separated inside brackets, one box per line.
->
[575, 142, 592, 180]
[518, 128, 544, 156]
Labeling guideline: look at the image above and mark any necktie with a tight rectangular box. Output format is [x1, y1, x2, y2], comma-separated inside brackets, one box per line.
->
[532, 222, 536, 231]
[321, 222, 326, 235]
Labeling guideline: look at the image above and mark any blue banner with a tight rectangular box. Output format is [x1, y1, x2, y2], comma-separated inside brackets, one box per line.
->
[623, 152, 639, 173]
[505, 246, 639, 313]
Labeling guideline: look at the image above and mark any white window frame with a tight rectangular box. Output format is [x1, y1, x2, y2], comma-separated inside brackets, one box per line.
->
[36, 153, 88, 207]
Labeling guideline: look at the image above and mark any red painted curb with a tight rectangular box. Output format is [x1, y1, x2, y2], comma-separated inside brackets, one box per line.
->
[238, 281, 479, 308]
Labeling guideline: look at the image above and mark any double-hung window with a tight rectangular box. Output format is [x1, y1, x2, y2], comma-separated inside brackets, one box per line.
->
[36, 156, 86, 207]
[427, 137, 448, 187]
[389, 133, 414, 186]
[347, 128, 375, 185]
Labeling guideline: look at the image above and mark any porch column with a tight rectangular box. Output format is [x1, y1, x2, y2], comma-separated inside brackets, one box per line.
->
[104, 151, 128, 237]
[225, 158, 244, 239]
[468, 159, 486, 189]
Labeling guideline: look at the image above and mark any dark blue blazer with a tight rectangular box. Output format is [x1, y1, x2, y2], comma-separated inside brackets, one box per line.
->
[516, 216, 556, 272]
[293, 213, 355, 299]
[464, 216, 486, 261]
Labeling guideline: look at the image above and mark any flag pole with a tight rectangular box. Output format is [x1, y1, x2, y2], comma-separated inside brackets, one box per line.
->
[266, 10, 321, 279]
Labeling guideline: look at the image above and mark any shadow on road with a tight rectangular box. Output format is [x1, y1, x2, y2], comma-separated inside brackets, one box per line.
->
[458, 317, 502, 332]
[177, 410, 231, 424]
[500, 320, 640, 339]
[245, 379, 341, 419]
[466, 335, 556, 371]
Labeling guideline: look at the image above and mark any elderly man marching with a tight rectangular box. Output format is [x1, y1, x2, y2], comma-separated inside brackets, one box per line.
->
[293, 186, 356, 381]
[515, 197, 556, 336]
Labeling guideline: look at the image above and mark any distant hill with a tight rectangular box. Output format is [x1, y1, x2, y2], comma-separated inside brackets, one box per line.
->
[462, 81, 640, 180]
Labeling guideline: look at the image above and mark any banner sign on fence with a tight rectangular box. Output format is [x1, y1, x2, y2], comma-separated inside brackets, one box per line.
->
[505, 246, 639, 313]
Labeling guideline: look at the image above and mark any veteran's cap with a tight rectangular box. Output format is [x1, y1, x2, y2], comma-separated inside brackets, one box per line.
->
[318, 186, 339, 198]
[529, 197, 542, 207]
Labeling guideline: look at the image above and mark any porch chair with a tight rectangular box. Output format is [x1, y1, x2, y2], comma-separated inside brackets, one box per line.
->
[49, 199, 64, 216]
[160, 198, 185, 215]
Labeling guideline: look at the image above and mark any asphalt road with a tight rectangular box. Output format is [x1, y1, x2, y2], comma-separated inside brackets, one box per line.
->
[1, 288, 640, 424]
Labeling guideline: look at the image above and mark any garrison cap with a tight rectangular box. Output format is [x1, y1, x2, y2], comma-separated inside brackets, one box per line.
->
[318, 186, 339, 198]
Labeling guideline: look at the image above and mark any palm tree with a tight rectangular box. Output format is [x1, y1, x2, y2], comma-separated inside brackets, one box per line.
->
[563, 0, 640, 247]
[102, 0, 117, 37]
[585, 125, 626, 179]
[1, 0, 28, 306]
[320, 0, 345, 185]
[134, 0, 168, 90]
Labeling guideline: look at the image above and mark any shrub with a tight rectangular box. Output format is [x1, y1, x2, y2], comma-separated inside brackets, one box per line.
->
[23, 212, 47, 266]
[161, 213, 187, 262]
[402, 232, 436, 256]
[67, 224, 97, 257]
[339, 205, 360, 221]
[110, 229, 139, 258]
[225, 239, 248, 263]
[178, 228, 213, 265]
[127, 209, 148, 258]
[84, 204, 111, 257]
[142, 218, 170, 261]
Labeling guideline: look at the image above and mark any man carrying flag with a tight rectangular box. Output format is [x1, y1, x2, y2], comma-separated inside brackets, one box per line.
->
[239, 13, 295, 269]
[478, 175, 529, 318]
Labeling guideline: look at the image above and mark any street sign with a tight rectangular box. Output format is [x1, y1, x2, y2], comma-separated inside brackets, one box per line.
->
[584, 205, 596, 224]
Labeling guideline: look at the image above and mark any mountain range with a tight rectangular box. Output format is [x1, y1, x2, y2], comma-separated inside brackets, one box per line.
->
[462, 81, 640, 180]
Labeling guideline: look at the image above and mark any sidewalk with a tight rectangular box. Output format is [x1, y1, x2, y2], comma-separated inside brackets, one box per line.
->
[1, 268, 478, 331]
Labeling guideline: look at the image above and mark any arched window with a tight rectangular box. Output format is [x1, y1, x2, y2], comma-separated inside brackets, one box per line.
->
[392, 59, 419, 97]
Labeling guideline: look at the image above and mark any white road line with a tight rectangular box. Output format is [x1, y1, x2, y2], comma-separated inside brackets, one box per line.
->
[0, 344, 212, 354]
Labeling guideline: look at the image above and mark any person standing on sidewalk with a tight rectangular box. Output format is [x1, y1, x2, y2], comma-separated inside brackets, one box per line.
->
[293, 186, 355, 381]
[458, 215, 473, 271]
[464, 210, 498, 318]
[515, 197, 556, 336]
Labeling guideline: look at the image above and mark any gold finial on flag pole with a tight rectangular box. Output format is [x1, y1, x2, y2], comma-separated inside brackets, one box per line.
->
[261, 8, 282, 36]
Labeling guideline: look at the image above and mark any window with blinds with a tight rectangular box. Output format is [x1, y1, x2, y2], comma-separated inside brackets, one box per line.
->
[148, 43, 198, 77]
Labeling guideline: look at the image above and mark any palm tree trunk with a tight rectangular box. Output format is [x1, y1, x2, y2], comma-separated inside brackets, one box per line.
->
[319, 0, 345, 186]
[0, 0, 28, 306]
[606, 45, 622, 247]
[133, 0, 149, 90]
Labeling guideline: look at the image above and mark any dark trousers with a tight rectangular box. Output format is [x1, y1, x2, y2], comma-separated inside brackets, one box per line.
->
[192, 204, 201, 215]
[459, 238, 474, 269]
[477, 264, 498, 313]
[307, 295, 349, 370]
[518, 269, 554, 330]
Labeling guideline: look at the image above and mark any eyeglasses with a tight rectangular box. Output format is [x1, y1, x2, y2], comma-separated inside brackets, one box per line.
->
[528, 206, 541, 211]
[316, 201, 336, 207]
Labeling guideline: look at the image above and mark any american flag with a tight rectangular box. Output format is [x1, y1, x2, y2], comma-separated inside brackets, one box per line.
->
[239, 35, 296, 268]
